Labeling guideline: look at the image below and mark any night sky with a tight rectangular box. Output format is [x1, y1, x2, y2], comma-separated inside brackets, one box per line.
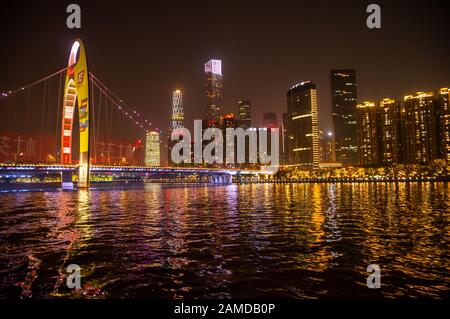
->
[1, 0, 449, 134]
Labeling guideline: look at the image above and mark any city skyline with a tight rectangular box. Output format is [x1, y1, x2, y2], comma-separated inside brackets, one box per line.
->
[1, 0, 449, 135]
[0, 0, 449, 305]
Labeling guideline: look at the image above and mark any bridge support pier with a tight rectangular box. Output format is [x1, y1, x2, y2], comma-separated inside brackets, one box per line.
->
[61, 171, 74, 189]
[77, 162, 90, 188]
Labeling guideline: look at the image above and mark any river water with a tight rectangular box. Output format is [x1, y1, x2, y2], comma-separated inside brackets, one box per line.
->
[0, 183, 449, 299]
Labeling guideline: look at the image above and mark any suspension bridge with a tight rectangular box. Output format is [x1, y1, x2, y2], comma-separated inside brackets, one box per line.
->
[0, 39, 261, 188]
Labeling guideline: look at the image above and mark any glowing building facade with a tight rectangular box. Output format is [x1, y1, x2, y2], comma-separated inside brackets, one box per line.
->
[219, 113, 236, 168]
[172, 90, 184, 130]
[402, 92, 437, 164]
[238, 100, 252, 129]
[356, 102, 379, 166]
[145, 131, 160, 166]
[378, 98, 402, 164]
[205, 59, 223, 121]
[437, 88, 450, 161]
[330, 70, 358, 166]
[286, 82, 320, 169]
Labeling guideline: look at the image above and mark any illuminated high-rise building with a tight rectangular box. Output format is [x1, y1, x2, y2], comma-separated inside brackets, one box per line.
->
[378, 98, 402, 164]
[356, 102, 378, 166]
[219, 113, 236, 168]
[260, 112, 281, 168]
[281, 113, 288, 164]
[330, 69, 358, 166]
[168, 90, 185, 167]
[145, 131, 160, 166]
[286, 81, 320, 169]
[402, 92, 437, 164]
[437, 88, 450, 161]
[171, 90, 184, 130]
[238, 100, 251, 129]
[205, 59, 223, 121]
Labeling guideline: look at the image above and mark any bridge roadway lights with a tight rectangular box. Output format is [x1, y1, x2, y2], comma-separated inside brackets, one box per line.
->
[209, 174, 233, 184]
[77, 162, 90, 188]
[238, 174, 263, 183]
[60, 165, 89, 188]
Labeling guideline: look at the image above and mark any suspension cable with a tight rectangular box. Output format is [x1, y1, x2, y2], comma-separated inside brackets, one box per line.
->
[90, 77, 150, 132]
[0, 67, 68, 101]
[89, 73, 152, 131]
[55, 70, 63, 159]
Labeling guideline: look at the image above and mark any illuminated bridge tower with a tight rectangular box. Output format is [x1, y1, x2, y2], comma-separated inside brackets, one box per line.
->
[402, 92, 437, 164]
[172, 90, 184, 130]
[61, 39, 91, 188]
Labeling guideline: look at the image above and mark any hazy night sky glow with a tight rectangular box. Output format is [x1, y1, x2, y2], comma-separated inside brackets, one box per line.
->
[1, 0, 449, 134]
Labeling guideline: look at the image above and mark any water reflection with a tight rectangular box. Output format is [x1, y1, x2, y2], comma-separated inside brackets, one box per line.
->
[0, 183, 448, 299]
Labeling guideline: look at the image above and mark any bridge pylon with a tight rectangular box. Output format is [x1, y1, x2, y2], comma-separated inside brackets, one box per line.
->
[60, 39, 91, 188]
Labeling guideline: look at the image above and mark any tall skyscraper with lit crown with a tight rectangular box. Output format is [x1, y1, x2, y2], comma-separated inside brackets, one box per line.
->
[205, 59, 223, 121]
[171, 90, 184, 130]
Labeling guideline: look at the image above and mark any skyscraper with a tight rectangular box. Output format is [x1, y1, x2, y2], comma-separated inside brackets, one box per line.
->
[219, 113, 236, 168]
[330, 69, 358, 166]
[238, 100, 252, 129]
[281, 113, 288, 164]
[171, 90, 184, 130]
[378, 98, 402, 165]
[437, 88, 450, 161]
[262, 112, 278, 128]
[402, 92, 437, 164]
[260, 112, 281, 169]
[145, 131, 160, 166]
[356, 102, 378, 166]
[286, 82, 320, 169]
[205, 59, 223, 121]
[168, 90, 185, 167]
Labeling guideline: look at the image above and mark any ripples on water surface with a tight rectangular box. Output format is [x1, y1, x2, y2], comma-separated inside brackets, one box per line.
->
[0, 183, 449, 299]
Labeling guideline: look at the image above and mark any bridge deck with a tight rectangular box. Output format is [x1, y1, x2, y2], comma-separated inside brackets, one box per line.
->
[0, 163, 262, 175]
